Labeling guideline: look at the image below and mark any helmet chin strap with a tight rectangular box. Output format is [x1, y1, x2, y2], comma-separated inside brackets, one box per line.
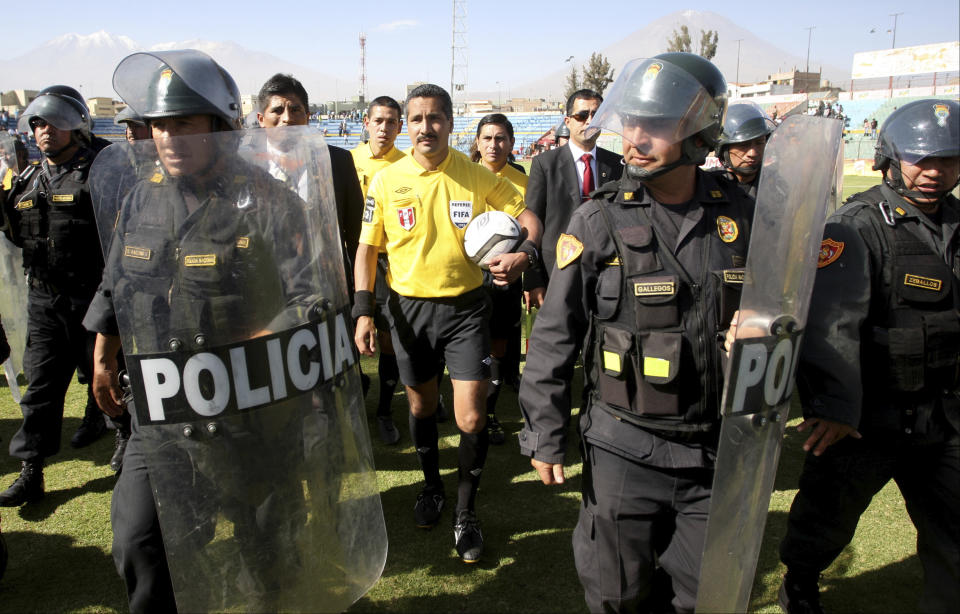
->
[41, 131, 81, 161]
[625, 137, 708, 182]
[885, 159, 959, 204]
[720, 148, 760, 175]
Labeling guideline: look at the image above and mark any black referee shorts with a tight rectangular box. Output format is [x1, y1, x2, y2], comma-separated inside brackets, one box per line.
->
[387, 287, 492, 386]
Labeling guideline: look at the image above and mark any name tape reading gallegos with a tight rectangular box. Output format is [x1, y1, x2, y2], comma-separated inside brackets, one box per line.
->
[127, 309, 356, 425]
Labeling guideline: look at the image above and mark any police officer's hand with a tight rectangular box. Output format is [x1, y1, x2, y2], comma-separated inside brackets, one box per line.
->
[488, 252, 528, 286]
[525, 287, 546, 310]
[531, 458, 565, 485]
[354, 315, 377, 357]
[796, 417, 861, 456]
[724, 310, 739, 355]
[93, 357, 125, 418]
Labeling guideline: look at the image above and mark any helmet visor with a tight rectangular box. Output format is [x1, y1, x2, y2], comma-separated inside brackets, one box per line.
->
[586, 57, 726, 147]
[721, 102, 775, 145]
[114, 50, 240, 125]
[17, 94, 88, 133]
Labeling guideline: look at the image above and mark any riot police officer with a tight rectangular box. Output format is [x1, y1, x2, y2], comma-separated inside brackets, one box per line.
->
[555, 122, 570, 148]
[710, 102, 775, 199]
[778, 99, 960, 614]
[0, 85, 106, 507]
[519, 53, 754, 613]
[84, 49, 315, 612]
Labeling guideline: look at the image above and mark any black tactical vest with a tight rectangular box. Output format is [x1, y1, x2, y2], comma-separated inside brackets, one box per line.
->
[11, 148, 102, 290]
[852, 186, 960, 397]
[586, 184, 751, 433]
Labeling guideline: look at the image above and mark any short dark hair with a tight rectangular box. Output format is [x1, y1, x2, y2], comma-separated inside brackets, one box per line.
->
[366, 95, 401, 118]
[475, 113, 514, 141]
[406, 84, 453, 120]
[565, 88, 602, 117]
[258, 73, 309, 112]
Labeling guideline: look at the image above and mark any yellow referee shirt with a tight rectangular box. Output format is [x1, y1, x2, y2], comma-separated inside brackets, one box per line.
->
[489, 162, 528, 200]
[360, 149, 525, 298]
[350, 143, 405, 196]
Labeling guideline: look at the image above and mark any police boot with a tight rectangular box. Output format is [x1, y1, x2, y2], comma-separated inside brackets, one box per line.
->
[779, 572, 825, 614]
[0, 460, 44, 507]
[109, 427, 130, 473]
[70, 403, 107, 448]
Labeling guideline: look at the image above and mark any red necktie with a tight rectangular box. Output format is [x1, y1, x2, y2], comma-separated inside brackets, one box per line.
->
[581, 153, 594, 200]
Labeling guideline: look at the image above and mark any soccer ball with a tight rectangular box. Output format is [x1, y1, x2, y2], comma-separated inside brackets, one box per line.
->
[463, 211, 523, 270]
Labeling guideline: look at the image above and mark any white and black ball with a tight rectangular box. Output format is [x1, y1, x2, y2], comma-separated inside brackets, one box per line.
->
[463, 210, 523, 269]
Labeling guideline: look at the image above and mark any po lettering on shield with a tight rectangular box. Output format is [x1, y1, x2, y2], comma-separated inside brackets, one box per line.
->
[724, 330, 803, 416]
[133, 312, 356, 424]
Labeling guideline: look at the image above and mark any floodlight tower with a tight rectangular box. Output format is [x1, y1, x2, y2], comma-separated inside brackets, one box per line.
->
[358, 31, 367, 104]
[450, 0, 468, 101]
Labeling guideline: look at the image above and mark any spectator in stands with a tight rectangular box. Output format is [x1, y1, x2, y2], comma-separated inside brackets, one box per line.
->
[863, 118, 871, 137]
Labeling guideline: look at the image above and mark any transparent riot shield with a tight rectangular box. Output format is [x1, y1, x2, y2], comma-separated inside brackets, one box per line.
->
[0, 132, 28, 401]
[695, 116, 843, 613]
[92, 126, 385, 613]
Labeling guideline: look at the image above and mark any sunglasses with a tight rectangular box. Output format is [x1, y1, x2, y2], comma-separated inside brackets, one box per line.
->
[568, 109, 597, 122]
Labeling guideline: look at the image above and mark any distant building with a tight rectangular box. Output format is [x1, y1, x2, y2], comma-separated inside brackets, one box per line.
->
[736, 69, 833, 98]
[0, 89, 38, 116]
[86, 97, 118, 118]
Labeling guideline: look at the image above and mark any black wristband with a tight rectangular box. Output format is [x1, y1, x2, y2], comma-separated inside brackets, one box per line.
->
[351, 290, 376, 320]
[517, 239, 539, 265]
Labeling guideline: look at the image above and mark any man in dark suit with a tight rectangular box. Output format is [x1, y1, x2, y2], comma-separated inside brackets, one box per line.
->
[256, 73, 364, 286]
[524, 89, 622, 307]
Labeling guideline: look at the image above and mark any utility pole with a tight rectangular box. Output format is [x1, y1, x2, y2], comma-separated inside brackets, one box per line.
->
[804, 26, 815, 74]
[358, 31, 367, 104]
[890, 12, 903, 48]
[734, 39, 743, 87]
[450, 0, 468, 103]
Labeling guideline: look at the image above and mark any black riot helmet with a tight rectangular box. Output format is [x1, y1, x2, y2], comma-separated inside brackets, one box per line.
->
[113, 49, 241, 130]
[587, 52, 728, 181]
[555, 123, 570, 139]
[717, 102, 776, 174]
[114, 105, 145, 127]
[874, 99, 960, 201]
[17, 85, 92, 136]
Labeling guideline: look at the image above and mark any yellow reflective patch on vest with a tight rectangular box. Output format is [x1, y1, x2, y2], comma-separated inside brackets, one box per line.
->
[603, 351, 622, 375]
[634, 280, 675, 296]
[904, 274, 941, 291]
[623, 192, 634, 200]
[722, 269, 744, 283]
[51, 194, 74, 203]
[124, 246, 151, 260]
[184, 254, 217, 267]
[710, 190, 724, 199]
[150, 171, 164, 183]
[895, 207, 906, 216]
[15, 199, 33, 210]
[603, 256, 621, 266]
[644, 357, 670, 378]
[236, 237, 250, 249]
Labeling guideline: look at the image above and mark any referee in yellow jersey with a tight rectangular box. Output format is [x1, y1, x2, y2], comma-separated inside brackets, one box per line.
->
[353, 84, 542, 563]
[350, 96, 406, 445]
[471, 114, 527, 445]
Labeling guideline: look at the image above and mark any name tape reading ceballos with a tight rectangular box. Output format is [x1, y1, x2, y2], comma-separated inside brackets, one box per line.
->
[127, 309, 356, 425]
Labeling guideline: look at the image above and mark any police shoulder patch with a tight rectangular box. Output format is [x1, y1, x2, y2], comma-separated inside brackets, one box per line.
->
[556, 233, 584, 270]
[716, 215, 739, 243]
[818, 238, 844, 268]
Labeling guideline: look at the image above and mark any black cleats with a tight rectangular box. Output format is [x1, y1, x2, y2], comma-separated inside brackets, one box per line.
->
[414, 487, 445, 529]
[487, 414, 505, 445]
[453, 509, 483, 563]
[377, 416, 400, 445]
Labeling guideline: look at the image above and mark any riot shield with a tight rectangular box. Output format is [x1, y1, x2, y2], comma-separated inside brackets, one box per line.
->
[92, 126, 385, 613]
[0, 133, 28, 401]
[695, 116, 843, 613]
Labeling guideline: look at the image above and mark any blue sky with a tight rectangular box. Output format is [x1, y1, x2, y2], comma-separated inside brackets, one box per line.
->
[9, 1, 959, 94]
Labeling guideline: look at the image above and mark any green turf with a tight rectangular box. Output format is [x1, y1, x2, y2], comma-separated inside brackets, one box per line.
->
[0, 175, 921, 613]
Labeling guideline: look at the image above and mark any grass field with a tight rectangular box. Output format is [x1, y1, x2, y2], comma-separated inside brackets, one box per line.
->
[0, 175, 924, 613]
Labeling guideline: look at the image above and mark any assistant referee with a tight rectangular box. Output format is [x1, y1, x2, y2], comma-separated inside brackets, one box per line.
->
[353, 84, 542, 563]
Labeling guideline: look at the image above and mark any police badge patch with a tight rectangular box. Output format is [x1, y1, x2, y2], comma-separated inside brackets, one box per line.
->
[933, 103, 950, 127]
[556, 233, 584, 269]
[716, 216, 739, 243]
[449, 200, 472, 229]
[362, 196, 375, 223]
[397, 206, 416, 231]
[817, 238, 844, 268]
